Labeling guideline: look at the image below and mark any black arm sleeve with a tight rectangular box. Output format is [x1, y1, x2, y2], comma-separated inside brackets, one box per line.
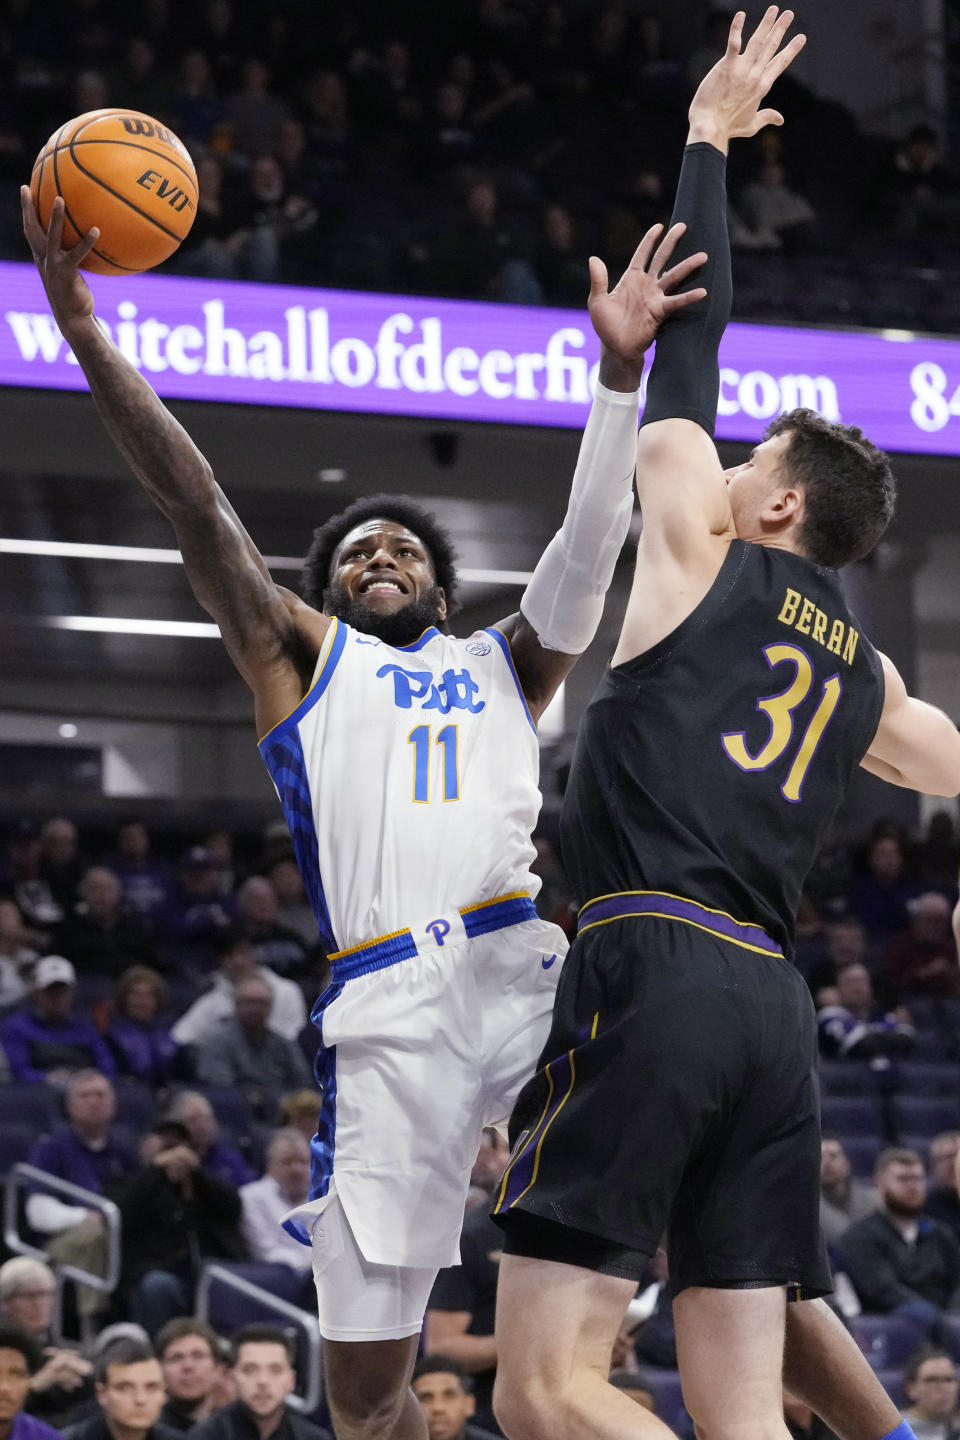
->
[640, 142, 732, 436]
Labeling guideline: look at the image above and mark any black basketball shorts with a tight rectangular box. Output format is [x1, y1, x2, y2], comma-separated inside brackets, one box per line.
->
[491, 910, 831, 1298]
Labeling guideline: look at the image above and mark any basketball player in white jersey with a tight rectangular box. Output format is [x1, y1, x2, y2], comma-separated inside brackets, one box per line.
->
[22, 187, 706, 1440]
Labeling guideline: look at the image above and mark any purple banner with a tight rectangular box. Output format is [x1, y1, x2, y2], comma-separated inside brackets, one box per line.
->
[0, 260, 958, 454]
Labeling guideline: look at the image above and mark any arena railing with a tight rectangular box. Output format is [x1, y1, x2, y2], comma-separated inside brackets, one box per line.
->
[196, 1263, 323, 1414]
[3, 1163, 122, 1332]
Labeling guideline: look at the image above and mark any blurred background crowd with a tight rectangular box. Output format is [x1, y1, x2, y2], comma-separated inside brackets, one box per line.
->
[0, 805, 958, 1439]
[0, 0, 958, 329]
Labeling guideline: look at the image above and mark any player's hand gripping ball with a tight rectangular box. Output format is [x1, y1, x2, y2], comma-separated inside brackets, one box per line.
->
[30, 109, 198, 275]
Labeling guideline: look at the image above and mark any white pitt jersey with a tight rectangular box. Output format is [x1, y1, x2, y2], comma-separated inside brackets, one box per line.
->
[258, 619, 544, 953]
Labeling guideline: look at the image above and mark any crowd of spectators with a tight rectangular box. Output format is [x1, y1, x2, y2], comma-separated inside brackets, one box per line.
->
[0, 803, 959, 1435]
[0, 2, 957, 331]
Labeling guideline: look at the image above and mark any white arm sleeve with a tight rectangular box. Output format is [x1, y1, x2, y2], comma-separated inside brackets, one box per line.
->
[520, 380, 639, 654]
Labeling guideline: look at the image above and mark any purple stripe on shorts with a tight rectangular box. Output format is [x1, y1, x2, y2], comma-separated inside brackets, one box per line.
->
[577, 892, 782, 957]
[495, 1051, 573, 1213]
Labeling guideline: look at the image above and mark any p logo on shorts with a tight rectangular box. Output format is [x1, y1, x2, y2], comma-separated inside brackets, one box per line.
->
[425, 918, 451, 947]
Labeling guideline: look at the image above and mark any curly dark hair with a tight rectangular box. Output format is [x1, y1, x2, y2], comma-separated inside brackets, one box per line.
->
[301, 493, 460, 615]
[764, 409, 896, 568]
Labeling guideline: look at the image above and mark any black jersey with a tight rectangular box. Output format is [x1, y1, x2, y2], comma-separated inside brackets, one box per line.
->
[560, 540, 885, 956]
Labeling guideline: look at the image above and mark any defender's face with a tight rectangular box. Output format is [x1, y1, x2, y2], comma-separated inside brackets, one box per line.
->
[723, 431, 793, 539]
[330, 520, 446, 621]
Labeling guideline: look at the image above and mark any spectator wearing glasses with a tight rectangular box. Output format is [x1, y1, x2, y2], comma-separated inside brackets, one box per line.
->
[900, 1346, 960, 1440]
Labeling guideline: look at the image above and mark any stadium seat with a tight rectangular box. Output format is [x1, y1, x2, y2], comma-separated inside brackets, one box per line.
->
[849, 1314, 926, 1370]
[873, 1368, 907, 1408]
[817, 1060, 877, 1095]
[820, 1095, 883, 1135]
[203, 1263, 307, 1333]
[938, 1314, 960, 1363]
[836, 1134, 882, 1178]
[634, 1368, 688, 1430]
[895, 1061, 960, 1095]
[112, 1080, 156, 1131]
[0, 1084, 60, 1129]
[0, 1125, 40, 1180]
[197, 1087, 253, 1137]
[892, 1095, 960, 1140]
[908, 1030, 951, 1062]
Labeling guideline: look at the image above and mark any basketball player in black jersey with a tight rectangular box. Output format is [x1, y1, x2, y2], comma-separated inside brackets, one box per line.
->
[492, 11, 960, 1440]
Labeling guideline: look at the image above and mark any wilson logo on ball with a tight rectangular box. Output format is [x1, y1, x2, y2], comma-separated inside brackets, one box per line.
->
[136, 170, 195, 212]
[121, 118, 178, 145]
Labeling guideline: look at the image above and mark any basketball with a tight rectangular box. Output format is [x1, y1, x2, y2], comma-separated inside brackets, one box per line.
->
[30, 109, 198, 276]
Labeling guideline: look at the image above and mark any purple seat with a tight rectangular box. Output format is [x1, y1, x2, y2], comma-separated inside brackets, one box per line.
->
[817, 1060, 877, 1096]
[836, 1133, 882, 1178]
[892, 1094, 960, 1140]
[0, 1084, 60, 1129]
[0, 1125, 39, 1178]
[895, 1061, 960, 1095]
[938, 1314, 960, 1363]
[112, 1080, 156, 1132]
[634, 1368, 688, 1429]
[205, 1263, 306, 1334]
[849, 1314, 926, 1369]
[196, 1087, 253, 1137]
[873, 1368, 907, 1407]
[820, 1095, 883, 1135]
[908, 1030, 950, 1062]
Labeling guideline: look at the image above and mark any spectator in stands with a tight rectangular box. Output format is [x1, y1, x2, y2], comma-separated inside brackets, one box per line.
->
[420, 82, 479, 179]
[55, 868, 157, 982]
[262, 856, 318, 949]
[39, 820, 85, 919]
[0, 823, 60, 934]
[440, 179, 541, 305]
[163, 1092, 252, 1187]
[26, 1069, 137, 1317]
[171, 927, 306, 1050]
[120, 1119, 247, 1335]
[817, 962, 914, 1062]
[466, 1128, 509, 1210]
[412, 1356, 497, 1440]
[156, 849, 236, 968]
[425, 1204, 501, 1432]
[0, 956, 116, 1085]
[189, 1325, 330, 1440]
[202, 832, 238, 899]
[925, 1133, 960, 1243]
[195, 975, 312, 1093]
[155, 1320, 232, 1432]
[875, 124, 960, 240]
[105, 968, 178, 1087]
[236, 877, 310, 980]
[739, 159, 818, 254]
[0, 901, 36, 1011]
[848, 832, 923, 947]
[820, 1135, 877, 1246]
[536, 204, 590, 308]
[223, 59, 290, 160]
[0, 1322, 61, 1440]
[839, 1147, 960, 1333]
[276, 1091, 319, 1143]
[221, 154, 320, 284]
[918, 813, 960, 898]
[884, 893, 960, 998]
[900, 1345, 960, 1440]
[240, 1127, 311, 1271]
[61, 1338, 175, 1440]
[106, 821, 173, 926]
[0, 1260, 93, 1428]
[167, 50, 223, 153]
[806, 915, 869, 1002]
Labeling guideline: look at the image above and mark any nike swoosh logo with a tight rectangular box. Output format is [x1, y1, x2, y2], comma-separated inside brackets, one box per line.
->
[541, 953, 557, 970]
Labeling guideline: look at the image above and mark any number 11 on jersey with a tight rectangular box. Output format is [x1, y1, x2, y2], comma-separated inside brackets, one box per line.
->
[408, 724, 460, 803]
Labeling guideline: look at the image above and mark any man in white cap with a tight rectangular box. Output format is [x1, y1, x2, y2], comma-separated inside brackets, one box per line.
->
[0, 957, 115, 1084]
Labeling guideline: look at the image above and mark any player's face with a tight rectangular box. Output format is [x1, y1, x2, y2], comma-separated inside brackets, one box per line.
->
[722, 431, 794, 540]
[326, 518, 447, 645]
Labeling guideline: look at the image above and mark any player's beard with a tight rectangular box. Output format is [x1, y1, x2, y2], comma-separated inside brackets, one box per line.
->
[324, 581, 446, 647]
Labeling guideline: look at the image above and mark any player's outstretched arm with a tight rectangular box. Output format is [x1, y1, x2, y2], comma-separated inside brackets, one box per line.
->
[500, 224, 707, 721]
[861, 653, 960, 796]
[635, 7, 805, 555]
[22, 187, 322, 735]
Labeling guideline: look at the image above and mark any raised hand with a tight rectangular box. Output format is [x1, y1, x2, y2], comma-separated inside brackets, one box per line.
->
[21, 186, 100, 333]
[588, 221, 707, 386]
[689, 7, 806, 151]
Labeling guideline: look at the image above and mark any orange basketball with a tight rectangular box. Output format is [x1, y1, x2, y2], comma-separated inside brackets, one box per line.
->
[30, 109, 198, 276]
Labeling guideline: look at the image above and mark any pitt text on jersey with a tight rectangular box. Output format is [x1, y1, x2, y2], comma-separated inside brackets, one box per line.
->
[777, 587, 859, 665]
[377, 663, 486, 713]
